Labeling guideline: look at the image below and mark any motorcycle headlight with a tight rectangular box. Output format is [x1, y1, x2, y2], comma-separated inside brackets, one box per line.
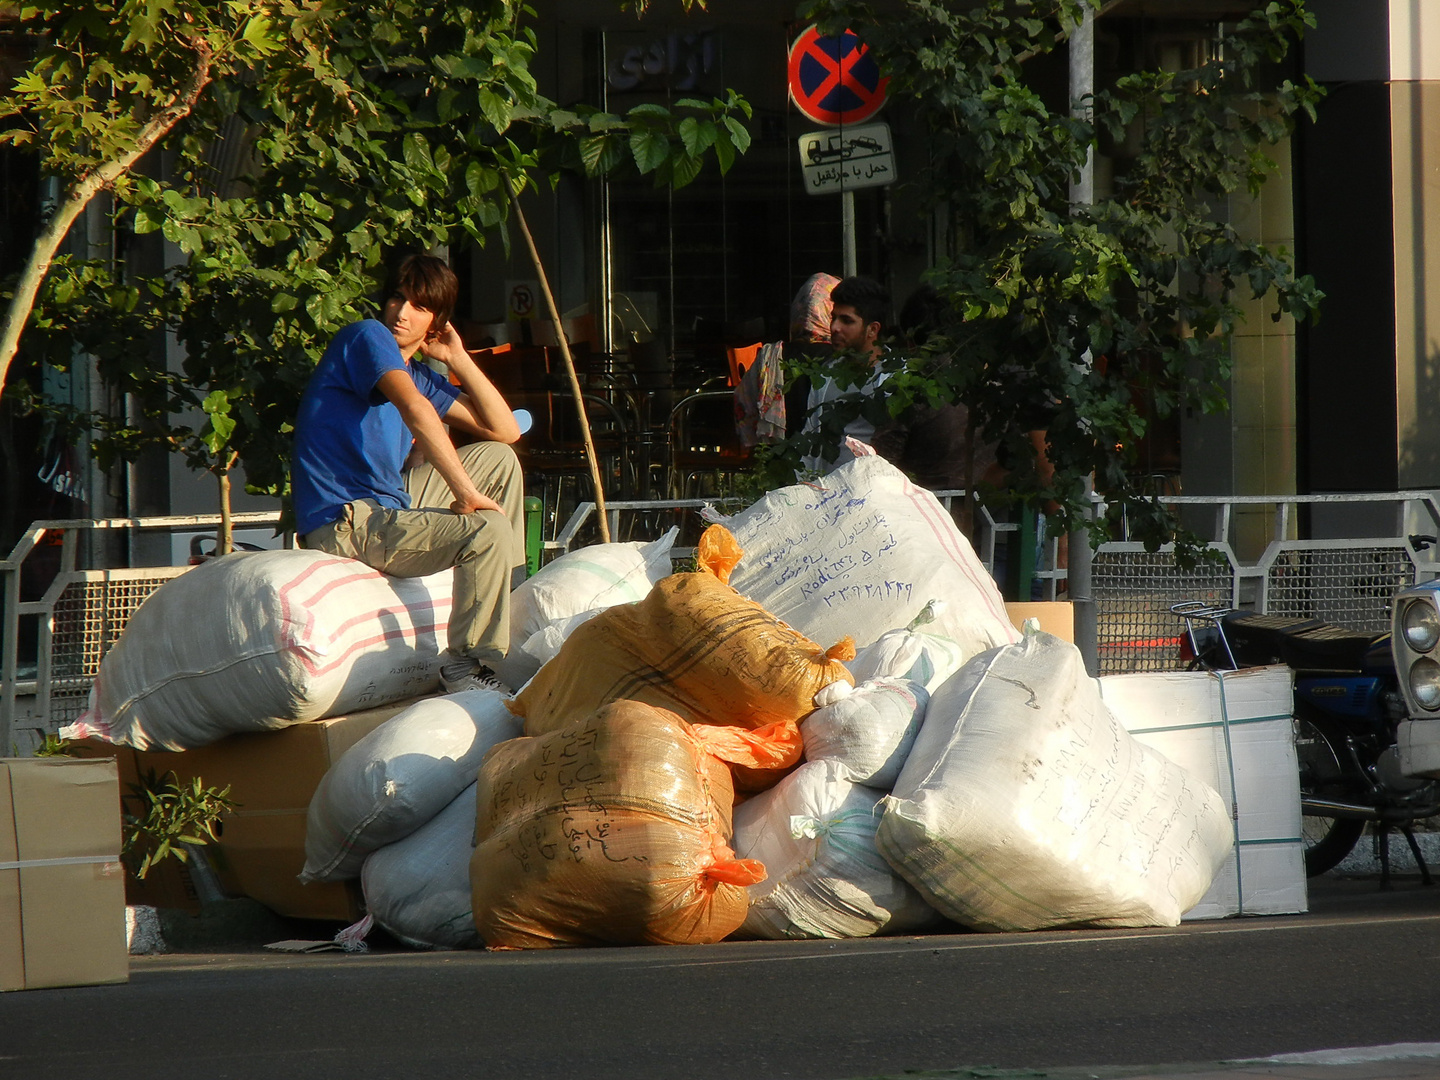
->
[1403, 600, 1440, 653]
[1411, 656, 1440, 711]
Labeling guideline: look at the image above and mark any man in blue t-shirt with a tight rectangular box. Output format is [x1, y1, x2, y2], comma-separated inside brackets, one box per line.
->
[293, 254, 524, 693]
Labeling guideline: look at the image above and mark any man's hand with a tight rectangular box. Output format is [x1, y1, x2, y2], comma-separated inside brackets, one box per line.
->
[450, 491, 503, 515]
[420, 322, 472, 372]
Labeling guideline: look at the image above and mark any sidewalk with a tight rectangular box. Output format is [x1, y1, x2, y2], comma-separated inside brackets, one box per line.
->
[873, 1045, 1440, 1080]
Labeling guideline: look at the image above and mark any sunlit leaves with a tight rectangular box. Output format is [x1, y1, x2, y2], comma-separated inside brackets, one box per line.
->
[794, 0, 1322, 558]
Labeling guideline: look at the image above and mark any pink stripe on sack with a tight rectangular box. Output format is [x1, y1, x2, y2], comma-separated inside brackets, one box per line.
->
[277, 558, 388, 652]
[893, 469, 1019, 640]
[308, 597, 452, 655]
[298, 623, 444, 677]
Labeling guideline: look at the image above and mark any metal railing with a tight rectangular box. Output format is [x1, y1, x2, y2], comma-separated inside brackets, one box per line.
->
[8, 489, 1439, 747]
[1, 513, 285, 753]
[1090, 491, 1440, 673]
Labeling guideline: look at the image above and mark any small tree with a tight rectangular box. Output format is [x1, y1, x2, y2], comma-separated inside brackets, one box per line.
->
[789, 0, 1322, 557]
[17, 0, 750, 549]
[0, 0, 342, 401]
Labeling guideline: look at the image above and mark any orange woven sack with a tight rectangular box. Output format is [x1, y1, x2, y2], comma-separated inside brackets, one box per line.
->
[508, 524, 855, 736]
[470, 700, 776, 949]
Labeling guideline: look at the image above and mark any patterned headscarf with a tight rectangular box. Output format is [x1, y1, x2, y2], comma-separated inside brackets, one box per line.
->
[788, 272, 841, 343]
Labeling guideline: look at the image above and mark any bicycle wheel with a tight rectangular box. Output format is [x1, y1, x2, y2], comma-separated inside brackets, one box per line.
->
[1294, 714, 1367, 877]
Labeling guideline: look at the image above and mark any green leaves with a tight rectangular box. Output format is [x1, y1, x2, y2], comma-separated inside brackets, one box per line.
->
[201, 389, 236, 455]
[792, 0, 1321, 556]
[121, 769, 235, 881]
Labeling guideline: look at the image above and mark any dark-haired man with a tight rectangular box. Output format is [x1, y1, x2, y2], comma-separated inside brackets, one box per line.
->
[799, 275, 891, 474]
[292, 254, 524, 693]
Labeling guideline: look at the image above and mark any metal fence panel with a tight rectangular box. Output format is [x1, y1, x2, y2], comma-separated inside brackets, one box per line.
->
[1092, 543, 1236, 675]
[1260, 540, 1420, 633]
[42, 568, 191, 726]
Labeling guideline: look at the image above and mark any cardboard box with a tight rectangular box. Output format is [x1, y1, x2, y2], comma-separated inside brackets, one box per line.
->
[1098, 665, 1307, 919]
[70, 699, 417, 922]
[1006, 601, 1074, 643]
[1, 758, 128, 991]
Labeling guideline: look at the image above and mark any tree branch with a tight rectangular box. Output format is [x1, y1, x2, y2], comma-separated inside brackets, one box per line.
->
[0, 37, 216, 401]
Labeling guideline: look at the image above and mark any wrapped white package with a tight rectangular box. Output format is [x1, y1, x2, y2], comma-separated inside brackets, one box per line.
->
[301, 689, 521, 882]
[509, 528, 678, 645]
[1097, 665, 1306, 919]
[62, 549, 449, 750]
[732, 759, 940, 939]
[362, 782, 479, 950]
[878, 633, 1234, 931]
[720, 455, 1018, 656]
[848, 622, 967, 694]
[800, 677, 929, 790]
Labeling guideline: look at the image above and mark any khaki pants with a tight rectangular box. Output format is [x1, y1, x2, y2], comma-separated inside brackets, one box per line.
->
[303, 442, 525, 664]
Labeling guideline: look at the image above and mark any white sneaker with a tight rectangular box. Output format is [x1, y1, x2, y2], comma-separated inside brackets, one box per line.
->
[439, 659, 506, 695]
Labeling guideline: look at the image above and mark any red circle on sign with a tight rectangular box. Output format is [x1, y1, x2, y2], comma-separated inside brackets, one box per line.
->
[787, 25, 888, 127]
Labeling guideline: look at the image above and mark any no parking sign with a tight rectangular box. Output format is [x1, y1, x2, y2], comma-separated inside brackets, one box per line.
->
[787, 25, 888, 127]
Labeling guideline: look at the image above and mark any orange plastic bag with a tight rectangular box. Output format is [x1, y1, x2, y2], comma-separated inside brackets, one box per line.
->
[469, 700, 775, 949]
[508, 525, 855, 737]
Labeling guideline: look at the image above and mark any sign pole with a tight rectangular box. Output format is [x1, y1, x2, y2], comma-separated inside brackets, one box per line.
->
[841, 189, 857, 278]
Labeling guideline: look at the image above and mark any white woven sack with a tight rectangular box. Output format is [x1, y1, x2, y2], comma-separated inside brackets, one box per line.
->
[362, 782, 480, 950]
[732, 759, 940, 940]
[509, 528, 678, 645]
[302, 689, 521, 882]
[720, 455, 1018, 655]
[878, 632, 1233, 931]
[491, 609, 601, 693]
[64, 549, 450, 750]
[802, 677, 929, 790]
[849, 624, 967, 694]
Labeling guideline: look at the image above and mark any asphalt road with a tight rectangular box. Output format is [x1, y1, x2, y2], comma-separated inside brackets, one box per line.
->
[5, 877, 1440, 1080]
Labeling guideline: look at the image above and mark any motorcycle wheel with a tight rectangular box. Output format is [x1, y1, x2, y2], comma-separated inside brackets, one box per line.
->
[1294, 714, 1368, 877]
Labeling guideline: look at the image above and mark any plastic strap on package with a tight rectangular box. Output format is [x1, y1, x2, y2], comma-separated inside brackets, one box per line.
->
[1097, 665, 1305, 919]
[878, 633, 1234, 931]
[508, 525, 854, 737]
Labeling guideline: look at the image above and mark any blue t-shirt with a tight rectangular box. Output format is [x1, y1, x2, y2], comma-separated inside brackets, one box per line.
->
[292, 320, 460, 536]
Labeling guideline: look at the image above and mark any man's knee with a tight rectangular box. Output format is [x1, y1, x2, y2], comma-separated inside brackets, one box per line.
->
[453, 508, 510, 563]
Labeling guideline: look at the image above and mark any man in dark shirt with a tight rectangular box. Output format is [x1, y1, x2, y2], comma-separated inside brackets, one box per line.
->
[292, 254, 524, 692]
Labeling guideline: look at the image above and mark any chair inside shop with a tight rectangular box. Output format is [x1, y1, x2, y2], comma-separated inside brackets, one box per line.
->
[666, 389, 752, 500]
[726, 343, 763, 388]
[513, 390, 633, 539]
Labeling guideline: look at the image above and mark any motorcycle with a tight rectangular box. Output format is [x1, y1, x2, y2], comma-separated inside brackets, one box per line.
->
[1173, 596, 1440, 885]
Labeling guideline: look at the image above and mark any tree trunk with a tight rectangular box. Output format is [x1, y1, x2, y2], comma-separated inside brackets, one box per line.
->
[506, 183, 611, 543]
[0, 40, 214, 402]
[217, 452, 237, 556]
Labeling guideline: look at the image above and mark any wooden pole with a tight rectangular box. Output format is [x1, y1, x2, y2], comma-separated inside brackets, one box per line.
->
[507, 183, 610, 542]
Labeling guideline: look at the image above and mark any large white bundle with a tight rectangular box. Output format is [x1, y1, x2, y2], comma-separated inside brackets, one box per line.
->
[1098, 666, 1305, 919]
[509, 529, 678, 644]
[721, 455, 1018, 655]
[802, 678, 929, 790]
[878, 633, 1234, 931]
[301, 689, 521, 882]
[361, 782, 479, 950]
[64, 550, 450, 750]
[732, 759, 940, 940]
